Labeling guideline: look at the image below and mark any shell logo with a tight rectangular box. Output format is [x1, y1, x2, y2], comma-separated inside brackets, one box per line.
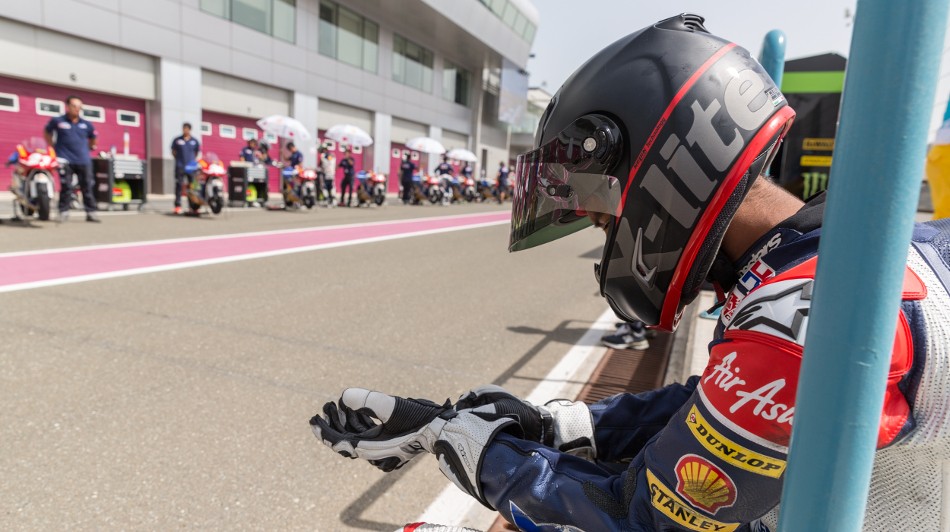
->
[674, 454, 737, 514]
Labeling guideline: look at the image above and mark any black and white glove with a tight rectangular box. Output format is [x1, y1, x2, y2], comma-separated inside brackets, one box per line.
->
[310, 388, 521, 508]
[455, 385, 597, 460]
[310, 388, 452, 472]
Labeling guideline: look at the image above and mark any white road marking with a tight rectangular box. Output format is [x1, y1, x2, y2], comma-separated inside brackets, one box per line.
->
[0, 218, 508, 293]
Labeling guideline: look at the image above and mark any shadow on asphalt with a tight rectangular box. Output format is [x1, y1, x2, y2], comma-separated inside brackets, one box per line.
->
[1, 218, 44, 228]
[579, 246, 602, 259]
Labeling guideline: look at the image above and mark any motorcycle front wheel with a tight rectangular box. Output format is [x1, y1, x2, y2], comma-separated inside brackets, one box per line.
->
[35, 183, 51, 221]
[209, 195, 223, 214]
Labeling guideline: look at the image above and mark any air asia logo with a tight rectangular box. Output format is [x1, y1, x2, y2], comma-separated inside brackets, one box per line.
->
[675, 455, 737, 514]
[701, 347, 800, 448]
[685, 405, 787, 478]
[646, 468, 739, 532]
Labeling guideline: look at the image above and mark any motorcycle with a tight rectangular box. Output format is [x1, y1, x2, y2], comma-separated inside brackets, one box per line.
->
[424, 174, 447, 205]
[280, 165, 317, 210]
[299, 168, 319, 209]
[357, 171, 387, 206]
[441, 174, 463, 204]
[183, 154, 226, 215]
[460, 175, 477, 203]
[6, 138, 57, 221]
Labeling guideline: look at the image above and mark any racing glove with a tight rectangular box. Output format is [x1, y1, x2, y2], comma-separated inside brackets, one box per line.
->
[310, 388, 520, 508]
[455, 385, 597, 460]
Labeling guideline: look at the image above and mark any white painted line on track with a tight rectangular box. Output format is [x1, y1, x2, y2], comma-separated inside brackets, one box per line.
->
[414, 307, 617, 528]
[0, 219, 509, 293]
[0, 211, 508, 258]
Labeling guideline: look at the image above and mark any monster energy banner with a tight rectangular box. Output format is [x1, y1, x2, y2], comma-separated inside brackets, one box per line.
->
[771, 54, 846, 199]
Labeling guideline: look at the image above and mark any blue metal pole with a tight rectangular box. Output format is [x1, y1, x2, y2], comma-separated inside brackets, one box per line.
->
[778, 0, 949, 530]
[758, 29, 786, 89]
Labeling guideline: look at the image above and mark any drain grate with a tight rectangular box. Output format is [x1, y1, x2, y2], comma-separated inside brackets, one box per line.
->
[575, 330, 673, 403]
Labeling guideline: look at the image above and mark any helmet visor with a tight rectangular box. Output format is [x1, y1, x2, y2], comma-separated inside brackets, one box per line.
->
[509, 136, 622, 252]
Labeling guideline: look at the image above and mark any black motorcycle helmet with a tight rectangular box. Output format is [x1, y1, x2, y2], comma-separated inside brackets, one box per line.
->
[509, 14, 794, 331]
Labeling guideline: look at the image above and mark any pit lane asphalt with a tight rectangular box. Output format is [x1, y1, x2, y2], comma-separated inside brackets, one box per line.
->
[0, 201, 610, 531]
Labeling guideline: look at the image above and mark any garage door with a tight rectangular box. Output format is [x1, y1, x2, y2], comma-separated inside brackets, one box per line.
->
[201, 110, 283, 193]
[0, 75, 147, 192]
[317, 100, 374, 192]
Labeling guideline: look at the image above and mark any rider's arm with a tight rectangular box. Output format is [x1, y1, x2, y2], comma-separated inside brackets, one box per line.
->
[589, 376, 698, 463]
[87, 123, 97, 152]
[479, 330, 805, 530]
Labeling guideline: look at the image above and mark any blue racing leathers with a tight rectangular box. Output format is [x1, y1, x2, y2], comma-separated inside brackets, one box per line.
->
[478, 196, 950, 531]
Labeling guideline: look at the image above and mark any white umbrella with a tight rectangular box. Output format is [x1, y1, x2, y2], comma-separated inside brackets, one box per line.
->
[325, 124, 374, 147]
[256, 115, 312, 141]
[405, 136, 446, 154]
[446, 148, 478, 162]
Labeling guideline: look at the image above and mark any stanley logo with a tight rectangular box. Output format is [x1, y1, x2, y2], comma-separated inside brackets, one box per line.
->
[646, 469, 739, 532]
[686, 405, 786, 478]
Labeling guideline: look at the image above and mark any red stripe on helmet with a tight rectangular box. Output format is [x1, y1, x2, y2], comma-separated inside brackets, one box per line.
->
[617, 43, 737, 214]
[658, 105, 796, 329]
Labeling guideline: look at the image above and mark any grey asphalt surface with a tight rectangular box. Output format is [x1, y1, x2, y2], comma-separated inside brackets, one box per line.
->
[0, 198, 611, 530]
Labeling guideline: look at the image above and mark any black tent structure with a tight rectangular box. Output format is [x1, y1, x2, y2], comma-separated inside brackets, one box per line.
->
[771, 53, 847, 199]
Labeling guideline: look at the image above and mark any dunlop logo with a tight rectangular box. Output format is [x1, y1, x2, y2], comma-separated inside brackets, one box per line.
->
[686, 405, 786, 478]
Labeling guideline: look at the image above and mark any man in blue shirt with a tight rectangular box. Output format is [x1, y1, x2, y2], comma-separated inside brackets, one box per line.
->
[399, 153, 416, 204]
[240, 138, 260, 164]
[44, 95, 99, 222]
[496, 160, 510, 204]
[338, 148, 355, 207]
[170, 123, 200, 215]
[283, 141, 304, 193]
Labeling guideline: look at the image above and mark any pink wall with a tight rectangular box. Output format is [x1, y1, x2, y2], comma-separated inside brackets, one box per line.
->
[0, 75, 147, 191]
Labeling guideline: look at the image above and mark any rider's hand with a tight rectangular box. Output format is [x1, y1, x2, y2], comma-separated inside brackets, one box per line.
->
[454, 385, 546, 442]
[311, 388, 522, 509]
[310, 388, 452, 472]
[455, 385, 597, 460]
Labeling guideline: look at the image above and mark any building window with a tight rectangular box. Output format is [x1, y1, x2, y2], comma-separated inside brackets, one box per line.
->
[201, 122, 212, 136]
[524, 22, 536, 42]
[318, 1, 378, 73]
[81, 105, 106, 123]
[323, 139, 336, 150]
[479, 0, 536, 44]
[219, 124, 237, 138]
[0, 92, 19, 112]
[263, 132, 278, 145]
[443, 61, 470, 106]
[351, 144, 362, 154]
[35, 98, 64, 117]
[201, 0, 295, 43]
[199, 0, 230, 18]
[116, 110, 141, 127]
[393, 34, 433, 92]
